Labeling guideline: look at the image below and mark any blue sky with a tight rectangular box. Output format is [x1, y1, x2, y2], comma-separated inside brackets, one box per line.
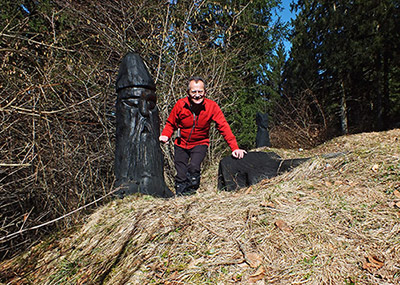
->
[279, 0, 296, 23]
[276, 0, 296, 53]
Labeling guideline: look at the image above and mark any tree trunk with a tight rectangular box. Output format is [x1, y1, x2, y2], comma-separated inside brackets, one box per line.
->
[340, 80, 349, 134]
[381, 49, 390, 130]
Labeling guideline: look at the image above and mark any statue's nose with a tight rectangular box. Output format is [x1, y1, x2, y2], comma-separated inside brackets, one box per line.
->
[139, 99, 150, 117]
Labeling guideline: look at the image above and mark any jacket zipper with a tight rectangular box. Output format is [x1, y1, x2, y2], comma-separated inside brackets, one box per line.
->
[186, 108, 201, 147]
[186, 113, 196, 146]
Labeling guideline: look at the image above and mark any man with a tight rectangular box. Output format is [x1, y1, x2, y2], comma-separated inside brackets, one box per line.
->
[159, 76, 247, 195]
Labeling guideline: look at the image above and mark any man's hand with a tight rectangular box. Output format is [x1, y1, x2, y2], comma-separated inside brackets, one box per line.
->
[232, 149, 247, 159]
[159, 135, 169, 143]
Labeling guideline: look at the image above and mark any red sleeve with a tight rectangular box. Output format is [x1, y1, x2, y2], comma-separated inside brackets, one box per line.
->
[161, 102, 180, 138]
[212, 103, 239, 151]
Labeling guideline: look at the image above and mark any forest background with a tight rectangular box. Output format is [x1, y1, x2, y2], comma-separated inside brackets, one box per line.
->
[1, 0, 399, 259]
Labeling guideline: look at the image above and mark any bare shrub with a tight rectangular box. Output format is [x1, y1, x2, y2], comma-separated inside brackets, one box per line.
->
[270, 89, 330, 149]
[0, 0, 254, 258]
[0, 1, 121, 258]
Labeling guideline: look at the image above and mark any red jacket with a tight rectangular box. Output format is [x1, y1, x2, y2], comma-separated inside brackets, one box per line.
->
[161, 97, 239, 151]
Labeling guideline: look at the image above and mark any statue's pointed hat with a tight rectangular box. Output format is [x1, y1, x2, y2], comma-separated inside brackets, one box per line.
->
[116, 52, 156, 91]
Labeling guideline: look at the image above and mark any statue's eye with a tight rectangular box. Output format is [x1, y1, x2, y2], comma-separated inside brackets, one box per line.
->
[147, 100, 156, 110]
[122, 98, 139, 107]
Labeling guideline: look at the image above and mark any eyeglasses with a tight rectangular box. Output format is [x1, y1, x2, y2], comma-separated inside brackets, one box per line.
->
[190, 90, 204, 96]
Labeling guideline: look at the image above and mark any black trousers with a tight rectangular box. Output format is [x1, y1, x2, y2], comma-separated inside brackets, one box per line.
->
[174, 145, 208, 183]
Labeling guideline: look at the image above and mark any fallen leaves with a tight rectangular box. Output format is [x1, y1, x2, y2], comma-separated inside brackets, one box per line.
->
[237, 248, 266, 283]
[245, 252, 263, 268]
[325, 180, 358, 187]
[187, 257, 205, 269]
[346, 180, 358, 187]
[260, 201, 275, 208]
[249, 265, 266, 283]
[275, 219, 292, 233]
[390, 190, 400, 211]
[371, 164, 380, 172]
[362, 255, 384, 272]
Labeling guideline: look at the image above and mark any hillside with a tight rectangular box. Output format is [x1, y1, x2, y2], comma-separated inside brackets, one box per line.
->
[1, 129, 400, 284]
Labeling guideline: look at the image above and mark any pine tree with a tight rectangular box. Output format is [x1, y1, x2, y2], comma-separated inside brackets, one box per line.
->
[284, 0, 400, 135]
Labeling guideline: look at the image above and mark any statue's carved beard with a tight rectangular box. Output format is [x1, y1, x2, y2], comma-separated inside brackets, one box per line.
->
[128, 113, 161, 181]
[114, 102, 172, 197]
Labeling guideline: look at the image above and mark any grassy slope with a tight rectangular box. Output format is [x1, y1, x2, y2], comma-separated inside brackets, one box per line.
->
[1, 129, 400, 284]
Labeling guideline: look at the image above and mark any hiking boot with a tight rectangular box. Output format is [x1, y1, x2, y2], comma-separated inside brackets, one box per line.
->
[175, 180, 197, 196]
[187, 172, 201, 191]
[175, 181, 188, 196]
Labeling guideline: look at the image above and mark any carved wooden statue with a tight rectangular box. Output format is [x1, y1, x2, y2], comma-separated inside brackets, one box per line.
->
[115, 52, 173, 198]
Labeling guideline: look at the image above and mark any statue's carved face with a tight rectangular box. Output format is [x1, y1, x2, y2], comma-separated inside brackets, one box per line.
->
[120, 87, 156, 117]
[117, 87, 158, 139]
[115, 86, 163, 193]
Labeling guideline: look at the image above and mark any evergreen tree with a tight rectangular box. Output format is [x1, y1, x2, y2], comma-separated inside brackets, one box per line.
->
[187, 0, 286, 150]
[284, 0, 400, 135]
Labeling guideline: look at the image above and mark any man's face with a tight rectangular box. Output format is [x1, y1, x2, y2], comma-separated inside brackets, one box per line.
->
[188, 80, 205, 105]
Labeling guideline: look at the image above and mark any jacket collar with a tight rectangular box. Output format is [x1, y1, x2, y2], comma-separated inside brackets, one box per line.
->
[184, 96, 206, 111]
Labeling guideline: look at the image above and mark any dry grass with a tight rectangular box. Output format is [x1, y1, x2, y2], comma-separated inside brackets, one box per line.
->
[1, 129, 400, 284]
